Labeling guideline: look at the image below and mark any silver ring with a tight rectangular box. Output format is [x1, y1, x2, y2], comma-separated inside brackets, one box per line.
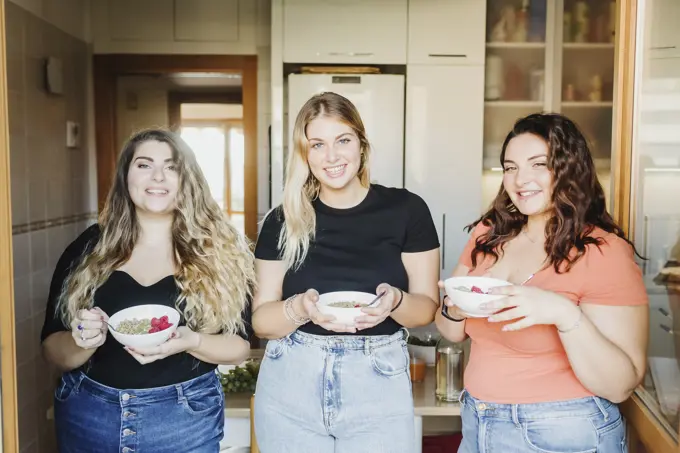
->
[80, 329, 85, 341]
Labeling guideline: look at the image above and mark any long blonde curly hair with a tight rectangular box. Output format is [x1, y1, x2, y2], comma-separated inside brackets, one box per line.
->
[279, 92, 371, 270]
[59, 129, 255, 335]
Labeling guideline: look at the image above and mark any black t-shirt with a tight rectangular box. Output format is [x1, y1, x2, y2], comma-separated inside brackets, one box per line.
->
[255, 184, 440, 336]
[40, 224, 252, 389]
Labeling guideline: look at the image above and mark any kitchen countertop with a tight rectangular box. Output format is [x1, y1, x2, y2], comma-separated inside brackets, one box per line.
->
[223, 356, 460, 418]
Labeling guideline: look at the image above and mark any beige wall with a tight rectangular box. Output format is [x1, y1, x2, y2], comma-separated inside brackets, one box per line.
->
[6, 0, 95, 451]
[116, 75, 170, 149]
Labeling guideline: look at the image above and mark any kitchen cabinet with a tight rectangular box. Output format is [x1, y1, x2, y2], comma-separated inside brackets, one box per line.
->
[482, 0, 616, 210]
[174, 0, 240, 42]
[405, 65, 484, 277]
[92, 0, 256, 54]
[109, 0, 174, 42]
[648, 0, 680, 59]
[282, 0, 408, 64]
[407, 0, 487, 65]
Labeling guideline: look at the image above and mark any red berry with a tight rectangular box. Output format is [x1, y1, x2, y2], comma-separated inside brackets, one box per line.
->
[148, 327, 160, 333]
[160, 315, 169, 323]
[151, 317, 160, 327]
[471, 286, 484, 294]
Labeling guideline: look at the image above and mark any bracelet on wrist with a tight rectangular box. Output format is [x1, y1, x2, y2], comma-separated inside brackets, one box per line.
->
[390, 288, 404, 312]
[441, 300, 466, 322]
[283, 294, 309, 325]
[557, 307, 582, 334]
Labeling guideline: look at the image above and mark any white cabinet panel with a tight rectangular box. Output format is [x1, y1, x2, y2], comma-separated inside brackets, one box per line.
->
[648, 0, 680, 58]
[405, 65, 484, 277]
[282, 0, 408, 64]
[109, 0, 174, 41]
[408, 0, 487, 65]
[174, 0, 239, 42]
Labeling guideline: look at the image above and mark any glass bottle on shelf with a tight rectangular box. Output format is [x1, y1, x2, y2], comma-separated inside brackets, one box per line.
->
[435, 337, 465, 402]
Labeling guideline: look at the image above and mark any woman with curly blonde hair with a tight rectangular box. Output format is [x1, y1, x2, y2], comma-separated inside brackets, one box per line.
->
[40, 129, 255, 453]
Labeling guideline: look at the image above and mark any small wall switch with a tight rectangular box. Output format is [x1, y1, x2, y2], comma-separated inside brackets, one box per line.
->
[66, 121, 80, 148]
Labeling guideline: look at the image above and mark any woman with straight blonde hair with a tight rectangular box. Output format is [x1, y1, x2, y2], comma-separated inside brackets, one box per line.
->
[252, 92, 441, 452]
[41, 129, 255, 453]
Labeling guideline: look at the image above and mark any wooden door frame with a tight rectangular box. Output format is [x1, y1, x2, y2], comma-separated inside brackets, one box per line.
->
[0, 0, 19, 451]
[611, 0, 638, 238]
[93, 55, 258, 240]
[167, 91, 243, 134]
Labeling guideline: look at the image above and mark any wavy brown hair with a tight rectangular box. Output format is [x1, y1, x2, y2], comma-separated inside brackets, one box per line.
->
[468, 113, 638, 273]
[59, 129, 256, 335]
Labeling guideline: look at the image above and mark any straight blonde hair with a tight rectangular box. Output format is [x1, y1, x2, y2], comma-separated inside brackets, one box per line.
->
[278, 92, 371, 270]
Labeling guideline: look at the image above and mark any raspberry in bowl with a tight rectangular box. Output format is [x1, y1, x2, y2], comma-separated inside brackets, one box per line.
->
[108, 304, 180, 348]
[443, 276, 512, 318]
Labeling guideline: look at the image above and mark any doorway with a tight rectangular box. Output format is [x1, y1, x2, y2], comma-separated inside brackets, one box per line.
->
[93, 55, 258, 240]
[181, 118, 247, 235]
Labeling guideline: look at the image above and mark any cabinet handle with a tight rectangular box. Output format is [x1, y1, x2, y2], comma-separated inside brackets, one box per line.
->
[442, 214, 446, 270]
[428, 53, 467, 58]
[660, 324, 676, 334]
[650, 46, 676, 50]
[327, 52, 374, 57]
[659, 307, 671, 317]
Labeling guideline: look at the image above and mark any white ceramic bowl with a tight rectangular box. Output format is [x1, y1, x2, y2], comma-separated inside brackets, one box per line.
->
[108, 304, 181, 348]
[443, 276, 513, 318]
[316, 291, 377, 326]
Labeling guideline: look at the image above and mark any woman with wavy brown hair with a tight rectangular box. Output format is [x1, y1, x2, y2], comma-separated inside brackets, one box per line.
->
[436, 113, 648, 453]
[40, 129, 255, 453]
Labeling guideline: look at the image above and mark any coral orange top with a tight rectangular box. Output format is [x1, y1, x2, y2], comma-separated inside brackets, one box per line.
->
[460, 223, 648, 403]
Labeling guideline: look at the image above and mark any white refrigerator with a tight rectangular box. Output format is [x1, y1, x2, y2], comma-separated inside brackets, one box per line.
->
[287, 73, 405, 189]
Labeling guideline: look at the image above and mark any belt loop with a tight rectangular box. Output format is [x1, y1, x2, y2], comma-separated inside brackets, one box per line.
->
[511, 404, 520, 427]
[74, 372, 86, 392]
[592, 396, 609, 421]
[364, 337, 371, 356]
[176, 383, 185, 404]
[402, 328, 410, 343]
[458, 389, 466, 405]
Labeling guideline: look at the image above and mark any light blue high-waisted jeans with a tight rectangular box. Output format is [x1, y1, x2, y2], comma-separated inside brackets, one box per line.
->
[459, 389, 627, 453]
[254, 329, 415, 453]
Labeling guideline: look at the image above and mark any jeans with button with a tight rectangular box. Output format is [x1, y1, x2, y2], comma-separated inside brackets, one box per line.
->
[54, 370, 224, 453]
[458, 389, 627, 453]
[254, 329, 415, 453]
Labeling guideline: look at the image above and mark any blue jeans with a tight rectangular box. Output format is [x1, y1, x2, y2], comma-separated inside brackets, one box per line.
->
[54, 370, 225, 453]
[254, 329, 415, 453]
[458, 390, 627, 453]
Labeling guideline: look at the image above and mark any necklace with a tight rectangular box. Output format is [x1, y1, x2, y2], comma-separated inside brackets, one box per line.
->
[522, 229, 538, 244]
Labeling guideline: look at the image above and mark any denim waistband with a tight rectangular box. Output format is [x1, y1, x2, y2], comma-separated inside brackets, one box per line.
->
[462, 390, 618, 421]
[65, 370, 218, 405]
[289, 328, 407, 351]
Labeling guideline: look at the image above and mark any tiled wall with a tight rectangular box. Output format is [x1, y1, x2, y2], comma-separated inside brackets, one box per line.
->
[6, 1, 95, 452]
[255, 0, 272, 216]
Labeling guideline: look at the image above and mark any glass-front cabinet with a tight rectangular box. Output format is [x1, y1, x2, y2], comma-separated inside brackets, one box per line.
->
[483, 0, 618, 211]
[629, 0, 680, 447]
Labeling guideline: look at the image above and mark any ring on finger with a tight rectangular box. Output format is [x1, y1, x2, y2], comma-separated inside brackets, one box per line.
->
[80, 329, 85, 341]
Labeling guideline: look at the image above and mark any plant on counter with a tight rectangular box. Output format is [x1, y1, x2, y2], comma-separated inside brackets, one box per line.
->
[219, 359, 261, 394]
[406, 333, 437, 347]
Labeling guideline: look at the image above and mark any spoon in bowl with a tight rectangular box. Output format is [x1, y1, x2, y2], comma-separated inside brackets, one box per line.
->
[365, 290, 388, 308]
[101, 319, 121, 333]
